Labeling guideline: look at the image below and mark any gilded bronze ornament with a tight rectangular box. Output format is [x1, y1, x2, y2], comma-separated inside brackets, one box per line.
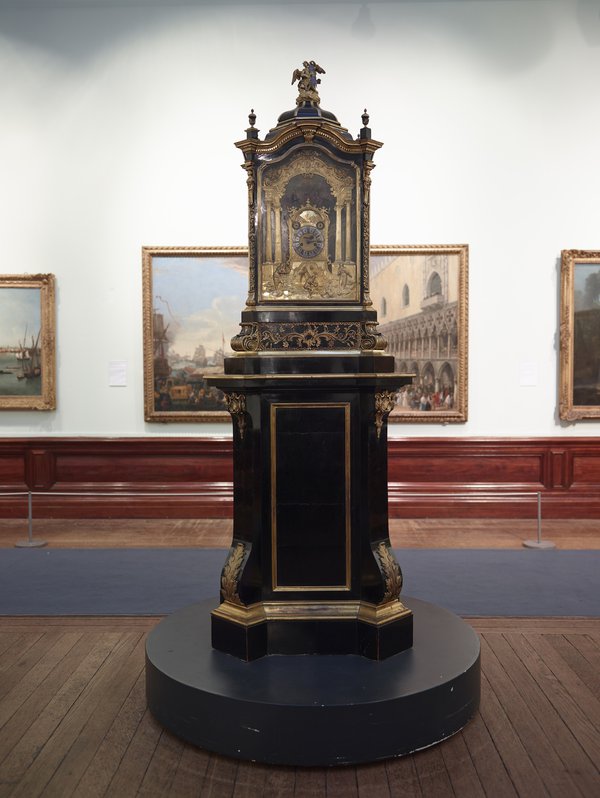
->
[375, 542, 404, 601]
[291, 60, 325, 106]
[220, 542, 247, 605]
[374, 389, 396, 439]
[224, 392, 247, 439]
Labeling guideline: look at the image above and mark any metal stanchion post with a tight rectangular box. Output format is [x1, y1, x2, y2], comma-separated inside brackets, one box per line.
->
[15, 492, 48, 548]
[522, 492, 555, 549]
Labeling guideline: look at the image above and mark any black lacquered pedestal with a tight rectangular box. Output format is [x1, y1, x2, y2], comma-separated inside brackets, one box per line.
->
[206, 353, 415, 661]
[146, 596, 480, 766]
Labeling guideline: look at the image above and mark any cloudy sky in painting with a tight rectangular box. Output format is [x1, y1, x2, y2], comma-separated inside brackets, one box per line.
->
[0, 288, 41, 347]
[152, 256, 247, 358]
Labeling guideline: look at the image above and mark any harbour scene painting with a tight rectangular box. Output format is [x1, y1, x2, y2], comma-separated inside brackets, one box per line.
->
[0, 289, 42, 395]
[0, 274, 56, 410]
[143, 248, 248, 421]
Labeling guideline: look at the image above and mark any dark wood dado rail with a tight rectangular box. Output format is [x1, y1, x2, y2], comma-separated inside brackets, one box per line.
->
[0, 436, 599, 519]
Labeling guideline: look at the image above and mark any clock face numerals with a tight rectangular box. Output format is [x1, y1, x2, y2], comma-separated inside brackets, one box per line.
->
[292, 225, 325, 259]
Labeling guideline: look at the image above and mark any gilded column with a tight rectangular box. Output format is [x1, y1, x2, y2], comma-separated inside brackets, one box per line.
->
[345, 201, 351, 262]
[265, 202, 273, 263]
[335, 203, 342, 262]
[274, 203, 282, 263]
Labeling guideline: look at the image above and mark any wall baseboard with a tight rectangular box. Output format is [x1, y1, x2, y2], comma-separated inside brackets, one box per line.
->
[0, 436, 599, 519]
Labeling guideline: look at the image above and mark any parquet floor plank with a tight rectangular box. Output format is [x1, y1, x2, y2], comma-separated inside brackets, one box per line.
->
[461, 711, 518, 798]
[5, 632, 140, 798]
[198, 753, 238, 798]
[565, 632, 600, 686]
[526, 633, 600, 731]
[325, 764, 359, 797]
[137, 728, 185, 797]
[0, 617, 159, 631]
[0, 634, 38, 671]
[477, 670, 547, 797]
[355, 761, 391, 797]
[0, 632, 124, 795]
[0, 634, 95, 764]
[103, 708, 162, 798]
[567, 629, 600, 657]
[385, 755, 422, 798]
[512, 634, 599, 777]
[467, 617, 598, 633]
[492, 632, 598, 797]
[0, 631, 50, 689]
[292, 767, 326, 797]
[167, 745, 210, 798]
[73, 670, 147, 798]
[0, 631, 82, 729]
[547, 633, 600, 696]
[42, 636, 147, 797]
[439, 730, 486, 796]
[231, 759, 269, 797]
[261, 764, 295, 797]
[412, 746, 454, 798]
[0, 633, 23, 658]
[480, 635, 582, 797]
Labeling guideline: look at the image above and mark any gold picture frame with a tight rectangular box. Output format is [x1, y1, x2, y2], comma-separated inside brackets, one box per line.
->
[559, 249, 600, 420]
[0, 274, 56, 411]
[370, 245, 469, 423]
[143, 247, 247, 423]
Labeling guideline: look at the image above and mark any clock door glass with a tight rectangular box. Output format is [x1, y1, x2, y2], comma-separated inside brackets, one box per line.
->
[259, 149, 360, 302]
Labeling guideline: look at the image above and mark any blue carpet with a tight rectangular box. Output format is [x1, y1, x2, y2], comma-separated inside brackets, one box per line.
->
[0, 548, 598, 617]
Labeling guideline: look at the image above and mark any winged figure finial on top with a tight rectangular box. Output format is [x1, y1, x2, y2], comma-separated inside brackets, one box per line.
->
[291, 60, 325, 106]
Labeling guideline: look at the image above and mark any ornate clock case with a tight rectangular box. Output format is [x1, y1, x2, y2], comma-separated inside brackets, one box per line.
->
[208, 66, 414, 661]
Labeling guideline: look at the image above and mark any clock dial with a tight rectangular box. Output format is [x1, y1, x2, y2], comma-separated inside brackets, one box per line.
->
[292, 225, 325, 259]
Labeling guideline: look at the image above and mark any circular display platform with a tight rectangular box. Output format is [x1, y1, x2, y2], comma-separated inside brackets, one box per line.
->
[146, 597, 480, 766]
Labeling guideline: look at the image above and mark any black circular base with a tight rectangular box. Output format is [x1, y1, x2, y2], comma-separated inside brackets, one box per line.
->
[145, 597, 480, 766]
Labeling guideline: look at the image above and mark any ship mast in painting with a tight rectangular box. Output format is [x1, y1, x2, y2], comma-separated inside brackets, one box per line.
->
[16, 329, 41, 380]
[153, 307, 171, 380]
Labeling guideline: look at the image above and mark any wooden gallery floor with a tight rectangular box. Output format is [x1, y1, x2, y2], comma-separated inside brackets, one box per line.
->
[0, 519, 599, 796]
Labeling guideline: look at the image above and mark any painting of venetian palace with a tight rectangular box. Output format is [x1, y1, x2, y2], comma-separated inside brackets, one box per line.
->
[0, 287, 43, 398]
[370, 247, 467, 421]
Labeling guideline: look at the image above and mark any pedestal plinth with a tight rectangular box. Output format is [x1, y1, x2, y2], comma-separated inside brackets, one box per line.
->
[206, 353, 414, 661]
[146, 596, 481, 766]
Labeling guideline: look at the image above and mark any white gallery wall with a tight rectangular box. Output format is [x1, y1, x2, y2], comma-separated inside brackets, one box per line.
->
[1, 0, 599, 438]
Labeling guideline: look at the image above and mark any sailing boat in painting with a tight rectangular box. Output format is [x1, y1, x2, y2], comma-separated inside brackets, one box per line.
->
[16, 330, 41, 380]
[15, 325, 30, 363]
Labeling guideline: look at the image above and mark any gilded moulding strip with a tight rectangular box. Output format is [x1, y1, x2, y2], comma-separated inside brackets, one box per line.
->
[230, 319, 387, 352]
[211, 598, 411, 628]
[235, 123, 383, 157]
